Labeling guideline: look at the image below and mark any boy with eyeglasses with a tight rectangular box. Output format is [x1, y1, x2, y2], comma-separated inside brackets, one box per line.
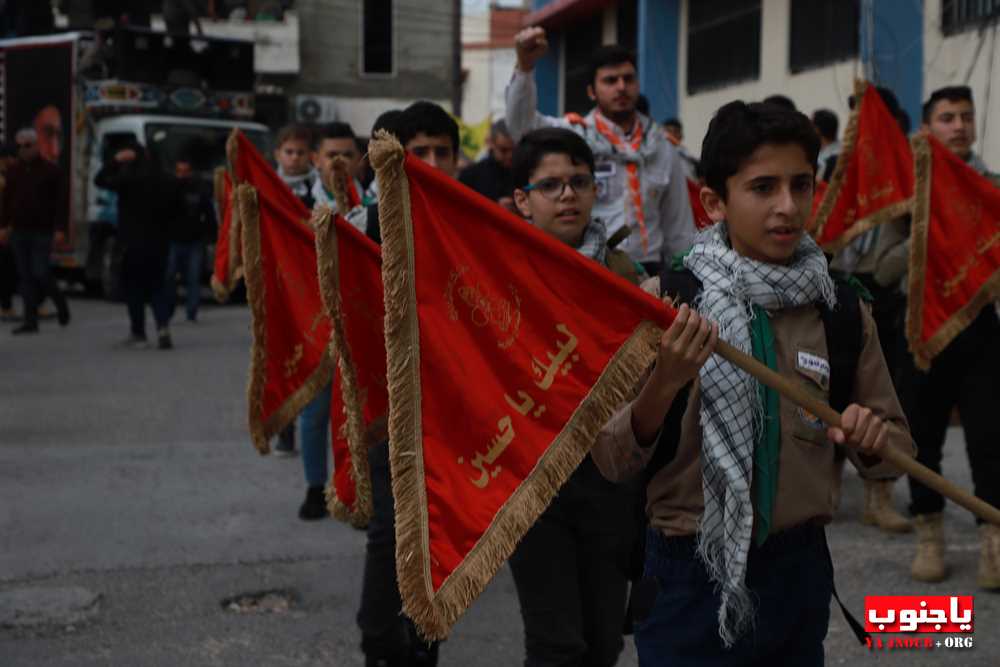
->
[508, 127, 644, 667]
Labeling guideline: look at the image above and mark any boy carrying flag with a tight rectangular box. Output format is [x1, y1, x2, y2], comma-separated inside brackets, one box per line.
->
[507, 127, 644, 666]
[593, 101, 914, 664]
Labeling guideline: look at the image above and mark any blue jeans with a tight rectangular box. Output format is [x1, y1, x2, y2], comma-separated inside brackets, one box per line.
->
[165, 241, 204, 321]
[634, 524, 832, 667]
[299, 382, 331, 487]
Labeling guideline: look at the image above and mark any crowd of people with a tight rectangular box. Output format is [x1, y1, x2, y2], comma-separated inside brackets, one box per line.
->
[254, 26, 998, 667]
[3, 20, 998, 666]
[0, 131, 216, 346]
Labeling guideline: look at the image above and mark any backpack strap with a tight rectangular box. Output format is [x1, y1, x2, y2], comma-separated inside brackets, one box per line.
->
[818, 279, 864, 414]
[645, 265, 703, 476]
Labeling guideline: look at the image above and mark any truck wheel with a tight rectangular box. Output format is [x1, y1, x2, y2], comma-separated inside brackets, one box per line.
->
[101, 239, 123, 301]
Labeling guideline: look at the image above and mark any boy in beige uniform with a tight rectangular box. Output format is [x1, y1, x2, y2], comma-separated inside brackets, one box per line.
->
[591, 101, 914, 665]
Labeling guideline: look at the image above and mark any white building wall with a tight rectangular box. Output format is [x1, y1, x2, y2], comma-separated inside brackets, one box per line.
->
[462, 11, 516, 125]
[923, 0, 1000, 170]
[677, 0, 860, 159]
[463, 48, 493, 124]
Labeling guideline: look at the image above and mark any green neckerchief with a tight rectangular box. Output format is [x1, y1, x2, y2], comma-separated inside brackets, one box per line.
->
[671, 248, 692, 271]
[672, 246, 780, 543]
[750, 304, 780, 546]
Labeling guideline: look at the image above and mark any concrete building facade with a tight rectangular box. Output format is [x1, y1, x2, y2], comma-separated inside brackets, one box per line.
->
[525, 0, 1000, 168]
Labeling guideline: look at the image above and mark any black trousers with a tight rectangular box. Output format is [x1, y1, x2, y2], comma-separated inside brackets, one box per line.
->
[900, 308, 1000, 520]
[634, 524, 832, 666]
[122, 245, 169, 337]
[0, 241, 17, 310]
[10, 230, 67, 328]
[357, 440, 438, 665]
[508, 457, 635, 667]
[853, 273, 905, 382]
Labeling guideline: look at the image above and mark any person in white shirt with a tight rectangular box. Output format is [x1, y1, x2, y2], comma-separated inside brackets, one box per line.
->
[506, 27, 695, 276]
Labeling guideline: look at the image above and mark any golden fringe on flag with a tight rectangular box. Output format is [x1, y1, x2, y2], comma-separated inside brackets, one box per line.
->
[811, 79, 913, 253]
[241, 186, 336, 453]
[906, 134, 1000, 369]
[370, 132, 661, 639]
[313, 206, 374, 526]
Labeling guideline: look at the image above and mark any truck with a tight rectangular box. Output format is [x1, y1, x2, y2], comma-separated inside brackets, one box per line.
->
[0, 27, 272, 297]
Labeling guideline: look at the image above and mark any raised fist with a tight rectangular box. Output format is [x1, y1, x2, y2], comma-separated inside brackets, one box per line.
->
[515, 26, 548, 73]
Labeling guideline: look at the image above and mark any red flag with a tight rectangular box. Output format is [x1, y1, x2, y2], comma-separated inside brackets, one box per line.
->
[369, 135, 677, 638]
[314, 207, 389, 526]
[347, 177, 363, 210]
[687, 178, 713, 230]
[328, 374, 365, 524]
[211, 168, 242, 302]
[240, 141, 335, 453]
[811, 80, 914, 251]
[906, 133, 1000, 368]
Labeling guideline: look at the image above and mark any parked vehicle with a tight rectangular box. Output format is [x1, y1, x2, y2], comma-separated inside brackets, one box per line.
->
[0, 28, 271, 297]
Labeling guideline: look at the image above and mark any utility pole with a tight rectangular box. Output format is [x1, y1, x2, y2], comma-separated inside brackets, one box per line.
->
[452, 0, 463, 117]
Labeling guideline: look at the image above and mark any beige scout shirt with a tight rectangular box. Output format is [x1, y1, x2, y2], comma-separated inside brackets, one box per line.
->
[592, 277, 915, 538]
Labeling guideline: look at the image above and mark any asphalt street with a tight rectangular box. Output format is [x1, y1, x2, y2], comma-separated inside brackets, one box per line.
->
[1, 294, 996, 666]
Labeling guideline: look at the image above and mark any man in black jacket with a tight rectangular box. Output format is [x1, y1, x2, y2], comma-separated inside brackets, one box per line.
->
[458, 119, 515, 211]
[0, 128, 70, 334]
[95, 141, 172, 349]
[164, 157, 215, 323]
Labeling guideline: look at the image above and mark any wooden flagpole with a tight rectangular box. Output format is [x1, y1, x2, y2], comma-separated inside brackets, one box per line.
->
[715, 340, 1000, 526]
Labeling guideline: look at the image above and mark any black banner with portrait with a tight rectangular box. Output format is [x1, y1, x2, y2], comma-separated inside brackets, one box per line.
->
[1, 39, 74, 233]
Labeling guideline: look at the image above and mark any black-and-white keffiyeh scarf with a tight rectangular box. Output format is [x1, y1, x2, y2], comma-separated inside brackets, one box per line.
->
[574, 217, 608, 264]
[277, 166, 318, 202]
[682, 222, 836, 647]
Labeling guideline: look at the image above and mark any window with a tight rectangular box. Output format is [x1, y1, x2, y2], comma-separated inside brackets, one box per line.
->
[362, 0, 393, 75]
[617, 1, 638, 54]
[941, 0, 1000, 35]
[563, 14, 604, 115]
[687, 0, 761, 94]
[144, 124, 271, 176]
[789, 0, 859, 73]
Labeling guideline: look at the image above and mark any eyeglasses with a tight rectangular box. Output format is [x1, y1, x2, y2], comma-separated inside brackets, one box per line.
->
[522, 174, 596, 201]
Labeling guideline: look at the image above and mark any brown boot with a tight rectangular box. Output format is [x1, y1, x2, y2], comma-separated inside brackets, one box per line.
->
[862, 479, 913, 533]
[979, 524, 1000, 590]
[911, 513, 948, 583]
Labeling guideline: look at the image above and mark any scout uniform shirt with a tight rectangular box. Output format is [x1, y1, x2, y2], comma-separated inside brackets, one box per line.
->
[591, 277, 915, 537]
